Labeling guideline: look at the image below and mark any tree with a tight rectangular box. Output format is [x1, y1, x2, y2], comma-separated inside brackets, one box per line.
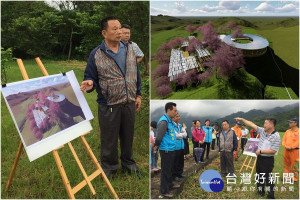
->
[232, 27, 243, 38]
[185, 25, 196, 35]
[203, 42, 245, 77]
[1, 47, 14, 84]
[225, 21, 237, 33]
[197, 22, 221, 51]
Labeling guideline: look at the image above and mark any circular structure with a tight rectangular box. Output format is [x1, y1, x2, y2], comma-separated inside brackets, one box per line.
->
[47, 94, 65, 102]
[222, 34, 269, 57]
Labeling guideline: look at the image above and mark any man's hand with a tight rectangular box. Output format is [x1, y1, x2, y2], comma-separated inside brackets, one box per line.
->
[255, 149, 260, 156]
[234, 117, 243, 121]
[135, 96, 142, 111]
[80, 80, 93, 93]
[153, 146, 158, 153]
[233, 150, 237, 156]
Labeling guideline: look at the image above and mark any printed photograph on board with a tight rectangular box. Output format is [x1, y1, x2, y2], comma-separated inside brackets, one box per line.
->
[1, 72, 89, 147]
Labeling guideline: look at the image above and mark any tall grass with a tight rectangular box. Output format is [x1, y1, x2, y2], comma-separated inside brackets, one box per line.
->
[1, 59, 149, 199]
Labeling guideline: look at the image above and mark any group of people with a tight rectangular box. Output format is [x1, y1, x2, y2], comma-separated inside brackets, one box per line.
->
[150, 102, 299, 199]
[218, 117, 298, 199]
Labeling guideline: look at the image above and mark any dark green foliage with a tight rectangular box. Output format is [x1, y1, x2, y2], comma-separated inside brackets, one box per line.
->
[1, 1, 149, 63]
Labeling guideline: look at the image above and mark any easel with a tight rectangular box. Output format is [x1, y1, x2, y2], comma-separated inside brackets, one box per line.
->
[239, 136, 259, 176]
[239, 155, 257, 176]
[5, 57, 119, 199]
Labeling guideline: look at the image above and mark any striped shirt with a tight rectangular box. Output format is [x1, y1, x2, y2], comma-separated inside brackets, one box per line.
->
[257, 127, 281, 157]
[131, 42, 144, 58]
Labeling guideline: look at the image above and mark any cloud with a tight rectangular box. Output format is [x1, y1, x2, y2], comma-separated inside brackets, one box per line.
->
[150, 6, 170, 15]
[255, 2, 275, 11]
[174, 1, 187, 12]
[255, 2, 298, 13]
[276, 3, 298, 12]
[219, 1, 241, 10]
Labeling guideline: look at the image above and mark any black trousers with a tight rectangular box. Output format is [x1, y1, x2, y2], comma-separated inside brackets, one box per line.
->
[98, 103, 136, 173]
[241, 138, 248, 152]
[212, 139, 216, 150]
[160, 150, 175, 194]
[256, 156, 275, 197]
[220, 151, 234, 176]
[172, 149, 184, 179]
[203, 142, 211, 159]
[183, 138, 189, 155]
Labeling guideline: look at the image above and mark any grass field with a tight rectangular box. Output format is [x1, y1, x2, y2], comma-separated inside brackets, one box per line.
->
[150, 17, 299, 99]
[176, 132, 299, 199]
[1, 59, 149, 199]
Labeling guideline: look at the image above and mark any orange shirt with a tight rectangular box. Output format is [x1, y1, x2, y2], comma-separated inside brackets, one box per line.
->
[282, 127, 299, 149]
[232, 126, 242, 139]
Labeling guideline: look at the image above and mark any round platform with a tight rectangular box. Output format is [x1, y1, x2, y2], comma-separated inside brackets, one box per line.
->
[222, 34, 269, 50]
[47, 94, 65, 102]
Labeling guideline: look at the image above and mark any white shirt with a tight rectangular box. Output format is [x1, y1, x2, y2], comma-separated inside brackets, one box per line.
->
[242, 128, 249, 138]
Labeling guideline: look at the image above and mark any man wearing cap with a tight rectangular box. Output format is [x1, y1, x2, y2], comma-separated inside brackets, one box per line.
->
[282, 118, 299, 182]
[234, 117, 281, 199]
[232, 121, 242, 160]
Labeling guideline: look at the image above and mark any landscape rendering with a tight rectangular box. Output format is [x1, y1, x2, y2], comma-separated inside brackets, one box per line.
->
[151, 1, 299, 99]
[2, 75, 85, 147]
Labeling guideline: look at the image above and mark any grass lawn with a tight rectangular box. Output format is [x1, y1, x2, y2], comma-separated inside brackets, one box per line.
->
[177, 132, 299, 199]
[1, 59, 149, 199]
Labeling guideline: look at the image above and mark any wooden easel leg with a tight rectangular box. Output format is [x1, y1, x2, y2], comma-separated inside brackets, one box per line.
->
[239, 155, 248, 173]
[67, 142, 96, 195]
[251, 157, 257, 176]
[80, 136, 119, 199]
[5, 141, 23, 191]
[52, 150, 75, 199]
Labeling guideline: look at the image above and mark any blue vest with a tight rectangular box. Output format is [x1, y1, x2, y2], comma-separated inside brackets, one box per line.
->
[202, 126, 213, 143]
[174, 122, 184, 150]
[157, 114, 176, 151]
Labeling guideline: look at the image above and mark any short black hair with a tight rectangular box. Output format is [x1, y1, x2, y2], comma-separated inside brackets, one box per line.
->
[165, 102, 176, 113]
[242, 124, 246, 126]
[151, 121, 157, 129]
[205, 119, 210, 123]
[100, 16, 118, 31]
[222, 120, 229, 124]
[266, 117, 277, 126]
[121, 24, 131, 29]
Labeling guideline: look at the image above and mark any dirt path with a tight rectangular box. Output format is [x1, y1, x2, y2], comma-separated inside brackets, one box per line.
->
[151, 149, 219, 198]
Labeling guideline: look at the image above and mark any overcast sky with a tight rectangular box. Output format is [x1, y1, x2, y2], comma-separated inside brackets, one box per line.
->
[151, 100, 298, 118]
[151, 1, 299, 16]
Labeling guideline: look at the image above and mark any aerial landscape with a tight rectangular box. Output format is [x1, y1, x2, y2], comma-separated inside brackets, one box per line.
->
[151, 1, 299, 99]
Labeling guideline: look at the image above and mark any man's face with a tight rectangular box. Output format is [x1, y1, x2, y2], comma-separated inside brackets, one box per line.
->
[235, 123, 240, 128]
[121, 28, 131, 42]
[242, 125, 245, 130]
[174, 115, 180, 124]
[205, 121, 210, 126]
[168, 106, 177, 118]
[102, 20, 122, 42]
[263, 120, 274, 132]
[222, 122, 229, 131]
[192, 122, 195, 127]
[289, 121, 297, 128]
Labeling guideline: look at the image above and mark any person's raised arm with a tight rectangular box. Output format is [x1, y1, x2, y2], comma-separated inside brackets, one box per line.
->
[234, 117, 258, 131]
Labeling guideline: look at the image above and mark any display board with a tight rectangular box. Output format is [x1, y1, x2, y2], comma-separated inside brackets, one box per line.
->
[1, 70, 93, 161]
